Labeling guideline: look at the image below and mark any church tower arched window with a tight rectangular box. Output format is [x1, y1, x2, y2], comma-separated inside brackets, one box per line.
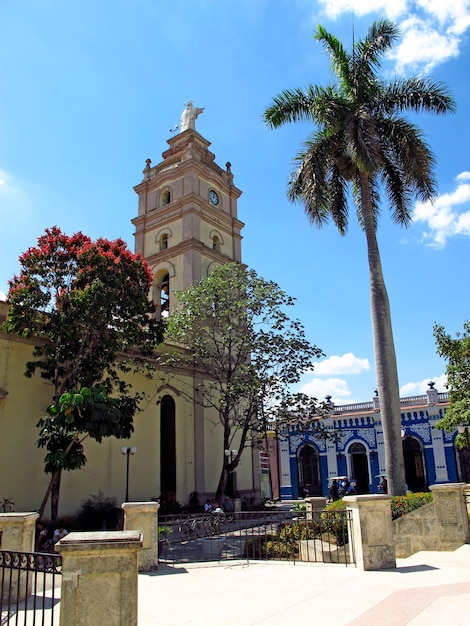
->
[162, 189, 171, 205]
[160, 233, 169, 251]
[160, 272, 170, 317]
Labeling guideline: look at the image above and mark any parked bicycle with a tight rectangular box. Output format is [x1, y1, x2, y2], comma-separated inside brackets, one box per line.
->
[203, 510, 234, 535]
[178, 516, 206, 540]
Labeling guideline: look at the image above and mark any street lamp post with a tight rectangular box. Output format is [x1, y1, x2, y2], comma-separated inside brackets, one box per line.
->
[225, 448, 238, 497]
[120, 446, 137, 502]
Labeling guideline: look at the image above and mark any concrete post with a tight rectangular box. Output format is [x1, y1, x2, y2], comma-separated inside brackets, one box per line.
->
[304, 497, 327, 520]
[464, 484, 470, 517]
[0, 512, 39, 602]
[429, 482, 469, 547]
[0, 512, 38, 552]
[345, 494, 396, 570]
[56, 531, 142, 626]
[122, 501, 159, 571]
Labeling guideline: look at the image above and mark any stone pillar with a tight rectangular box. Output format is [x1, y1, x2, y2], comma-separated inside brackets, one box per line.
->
[345, 495, 396, 571]
[56, 531, 142, 626]
[304, 497, 327, 520]
[465, 485, 470, 517]
[0, 512, 38, 552]
[429, 482, 469, 548]
[122, 501, 159, 571]
[0, 512, 39, 603]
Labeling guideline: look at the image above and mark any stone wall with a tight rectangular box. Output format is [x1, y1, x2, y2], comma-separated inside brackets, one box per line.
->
[394, 483, 468, 557]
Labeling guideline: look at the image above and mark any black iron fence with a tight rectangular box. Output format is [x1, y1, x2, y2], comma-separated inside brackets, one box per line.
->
[159, 509, 355, 566]
[0, 550, 61, 626]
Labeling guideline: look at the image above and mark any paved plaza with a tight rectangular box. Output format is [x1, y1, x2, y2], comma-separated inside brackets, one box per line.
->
[138, 544, 470, 625]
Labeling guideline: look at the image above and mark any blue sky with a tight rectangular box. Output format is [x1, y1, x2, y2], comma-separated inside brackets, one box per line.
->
[1, 0, 469, 405]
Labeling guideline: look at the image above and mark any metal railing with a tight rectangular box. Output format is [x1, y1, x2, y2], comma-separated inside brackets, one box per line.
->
[159, 509, 355, 566]
[1, 550, 61, 626]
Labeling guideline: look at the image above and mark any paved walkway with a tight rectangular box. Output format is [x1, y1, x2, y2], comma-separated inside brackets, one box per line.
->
[138, 545, 470, 625]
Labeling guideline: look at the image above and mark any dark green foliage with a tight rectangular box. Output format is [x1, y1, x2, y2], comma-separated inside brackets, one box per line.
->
[37, 385, 139, 472]
[434, 322, 470, 448]
[77, 492, 123, 531]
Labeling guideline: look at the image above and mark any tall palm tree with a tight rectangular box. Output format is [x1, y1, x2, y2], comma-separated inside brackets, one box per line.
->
[263, 20, 455, 495]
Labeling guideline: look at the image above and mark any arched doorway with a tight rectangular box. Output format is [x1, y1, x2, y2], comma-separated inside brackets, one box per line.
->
[297, 445, 321, 496]
[160, 395, 176, 505]
[402, 436, 426, 492]
[457, 445, 470, 482]
[348, 442, 370, 494]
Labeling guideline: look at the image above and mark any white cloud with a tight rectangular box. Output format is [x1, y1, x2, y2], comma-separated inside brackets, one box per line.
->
[317, 0, 470, 73]
[0, 291, 6, 301]
[313, 352, 370, 375]
[400, 373, 447, 396]
[413, 173, 470, 248]
[300, 376, 353, 404]
[390, 17, 460, 72]
[318, 0, 407, 19]
[0, 169, 9, 187]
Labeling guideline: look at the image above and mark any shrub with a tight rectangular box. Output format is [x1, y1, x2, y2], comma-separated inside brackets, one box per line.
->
[77, 492, 123, 530]
[243, 535, 297, 560]
[321, 501, 349, 546]
[151, 493, 184, 515]
[390, 492, 433, 520]
[322, 492, 433, 523]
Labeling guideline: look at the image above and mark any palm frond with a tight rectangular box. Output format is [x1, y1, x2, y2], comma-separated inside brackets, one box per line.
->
[263, 87, 316, 128]
[379, 117, 436, 204]
[288, 130, 348, 231]
[351, 20, 399, 98]
[380, 156, 413, 226]
[381, 77, 456, 115]
[314, 24, 351, 89]
[328, 164, 349, 234]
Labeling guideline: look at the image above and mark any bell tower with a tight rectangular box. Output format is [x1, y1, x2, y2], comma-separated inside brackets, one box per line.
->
[132, 118, 244, 316]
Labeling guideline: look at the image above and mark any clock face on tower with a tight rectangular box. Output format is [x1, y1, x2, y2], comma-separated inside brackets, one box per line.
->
[209, 190, 219, 206]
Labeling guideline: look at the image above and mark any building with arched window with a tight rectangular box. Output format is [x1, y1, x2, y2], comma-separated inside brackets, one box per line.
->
[0, 114, 260, 518]
[273, 384, 468, 500]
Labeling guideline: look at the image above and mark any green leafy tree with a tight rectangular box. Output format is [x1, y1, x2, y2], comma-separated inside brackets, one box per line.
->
[434, 322, 470, 448]
[3, 226, 164, 522]
[162, 262, 324, 502]
[263, 20, 455, 495]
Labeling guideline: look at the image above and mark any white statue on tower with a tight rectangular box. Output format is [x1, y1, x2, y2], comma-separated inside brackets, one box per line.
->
[180, 100, 204, 133]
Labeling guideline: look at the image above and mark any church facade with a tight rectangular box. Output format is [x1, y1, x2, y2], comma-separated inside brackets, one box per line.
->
[0, 115, 260, 518]
[276, 384, 470, 500]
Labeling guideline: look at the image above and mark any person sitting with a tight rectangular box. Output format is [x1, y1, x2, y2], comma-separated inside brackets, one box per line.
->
[211, 499, 223, 513]
[52, 527, 68, 547]
[222, 495, 234, 513]
[204, 499, 213, 513]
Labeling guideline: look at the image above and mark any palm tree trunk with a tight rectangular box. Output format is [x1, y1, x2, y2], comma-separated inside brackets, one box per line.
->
[359, 172, 406, 496]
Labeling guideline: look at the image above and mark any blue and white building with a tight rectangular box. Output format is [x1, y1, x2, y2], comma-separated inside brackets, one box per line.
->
[278, 383, 470, 499]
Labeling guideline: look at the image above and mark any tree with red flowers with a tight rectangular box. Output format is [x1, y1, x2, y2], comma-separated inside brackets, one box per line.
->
[3, 226, 164, 523]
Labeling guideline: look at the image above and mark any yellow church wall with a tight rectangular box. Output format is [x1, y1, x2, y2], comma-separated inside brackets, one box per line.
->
[0, 326, 255, 519]
[0, 333, 54, 513]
